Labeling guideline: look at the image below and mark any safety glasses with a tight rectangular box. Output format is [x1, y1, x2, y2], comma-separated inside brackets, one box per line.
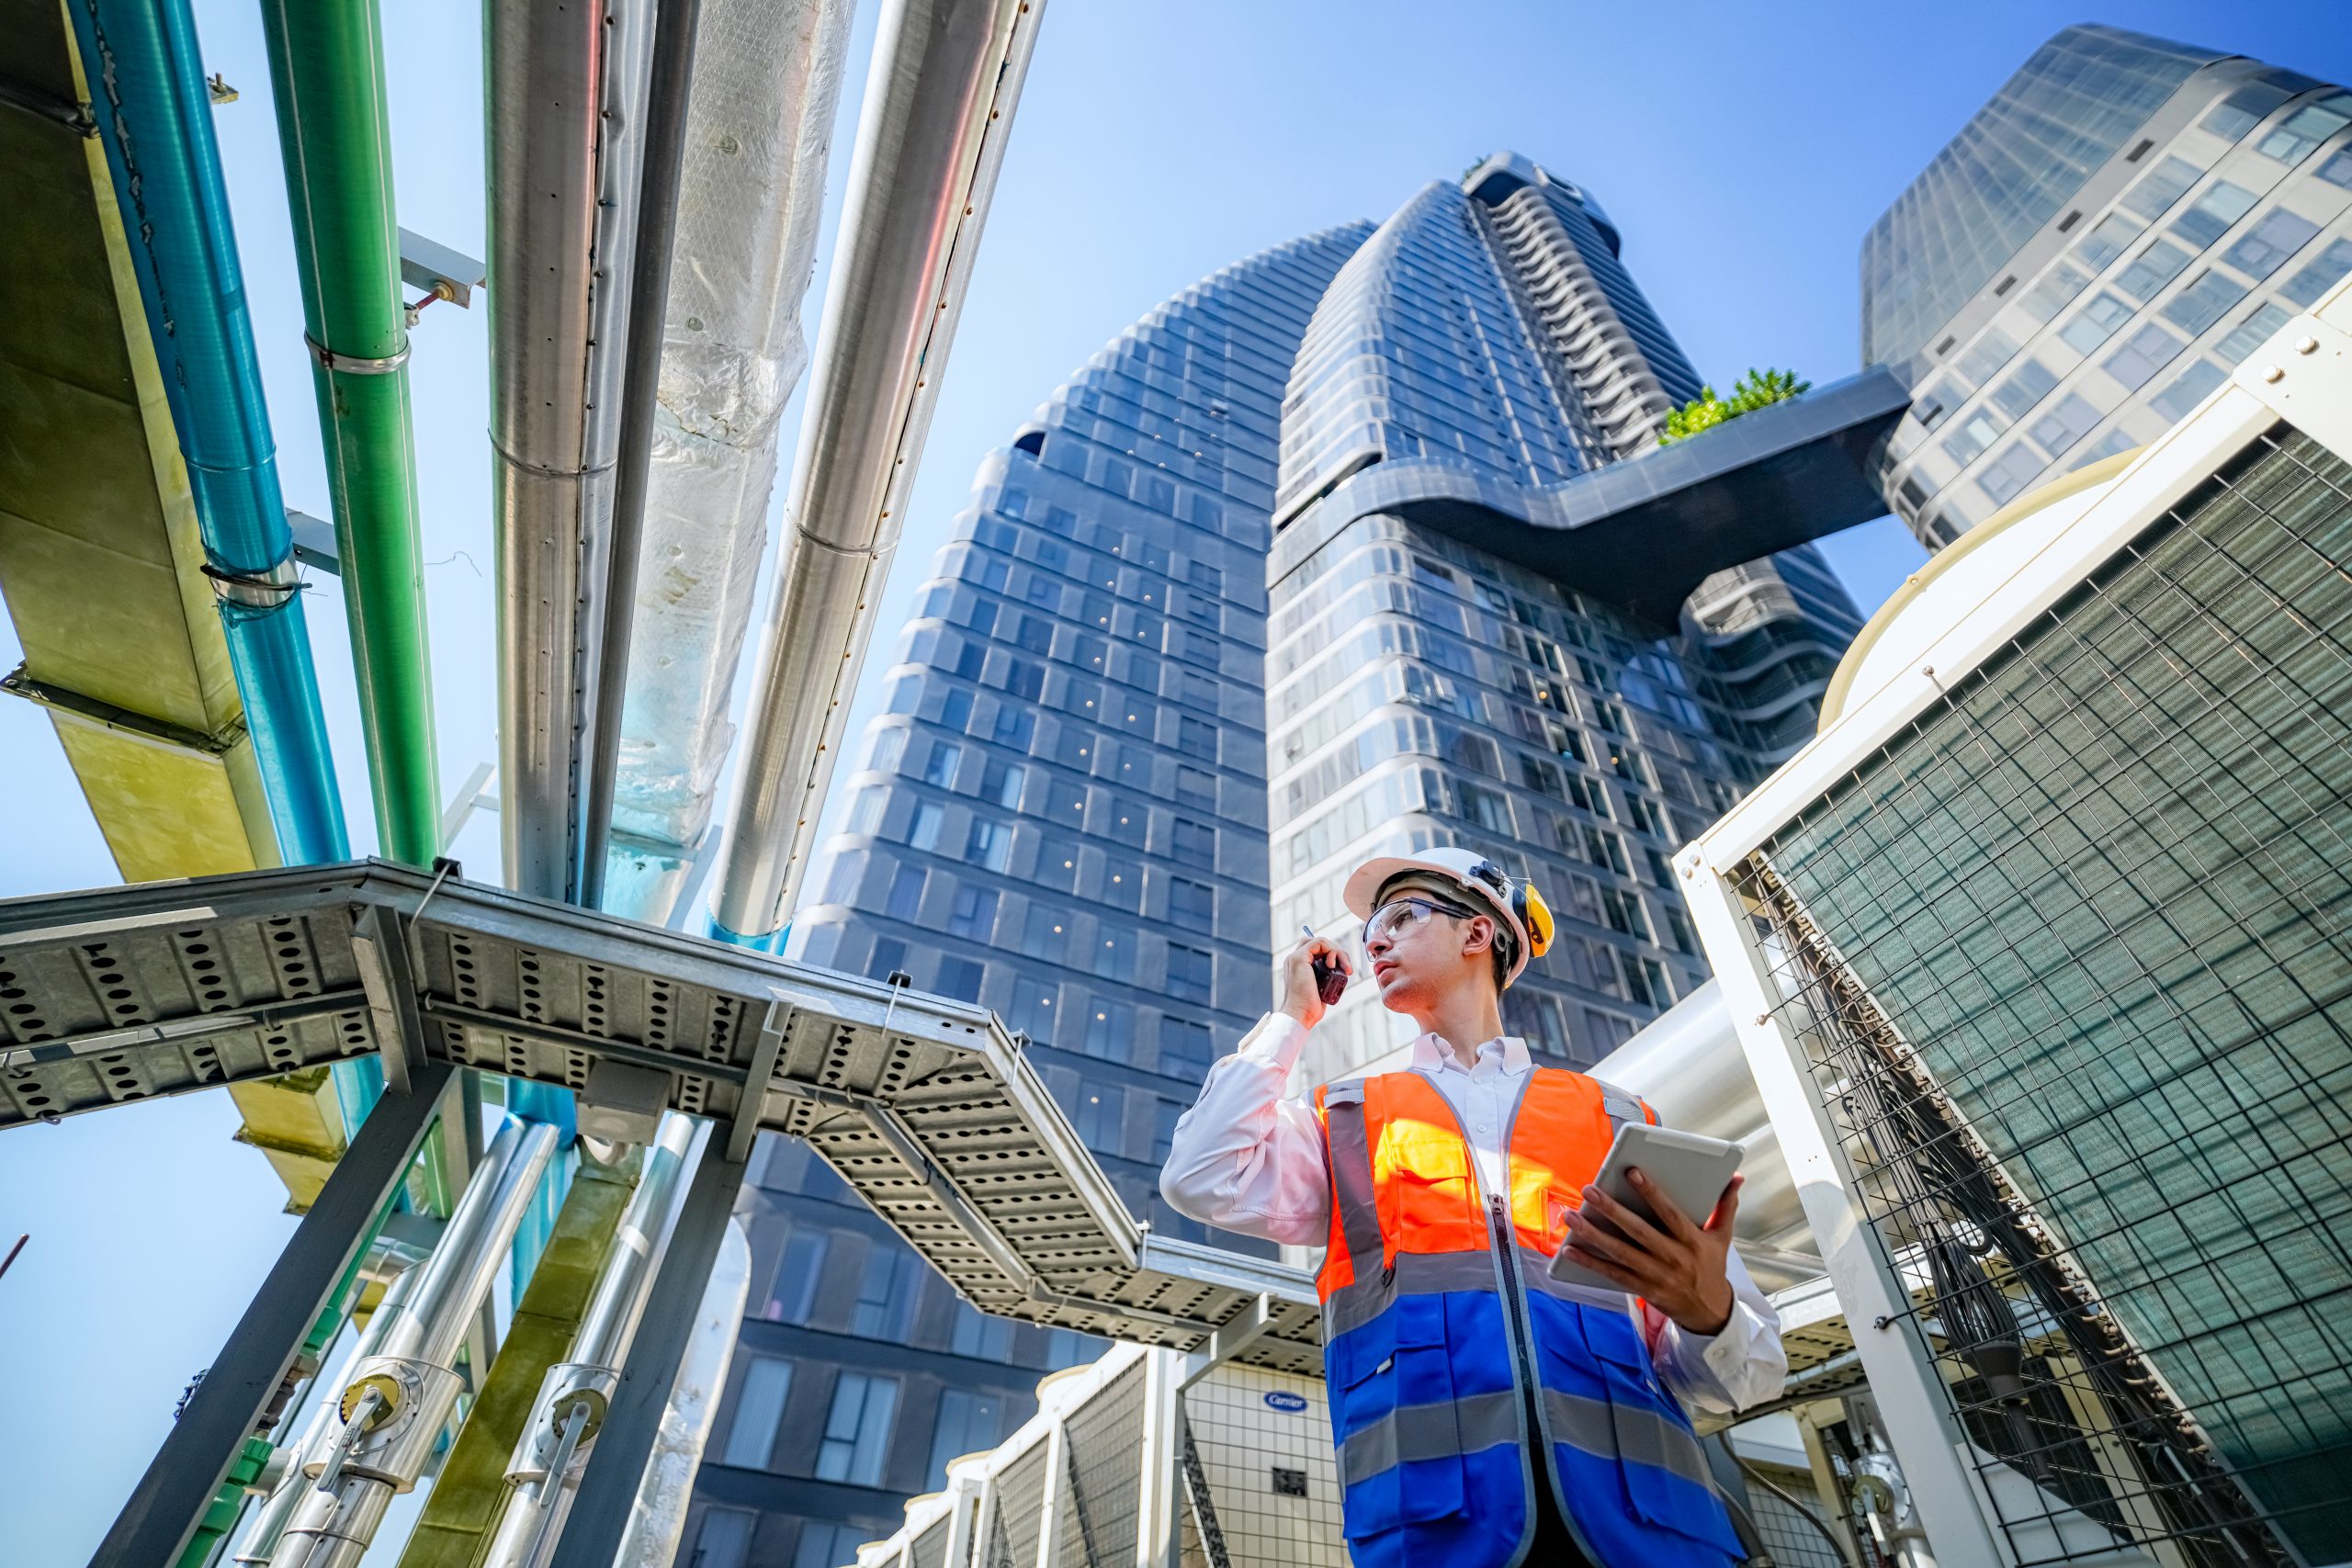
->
[1361, 894, 1480, 949]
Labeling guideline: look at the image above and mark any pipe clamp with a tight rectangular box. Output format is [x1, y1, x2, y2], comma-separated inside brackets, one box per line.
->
[305, 333, 412, 375]
[201, 557, 302, 609]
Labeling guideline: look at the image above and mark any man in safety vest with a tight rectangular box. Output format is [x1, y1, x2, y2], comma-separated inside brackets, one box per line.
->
[1161, 847, 1785, 1568]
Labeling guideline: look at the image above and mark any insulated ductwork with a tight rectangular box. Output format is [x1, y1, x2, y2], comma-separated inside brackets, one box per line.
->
[487, 0, 656, 900]
[594, 0, 859, 923]
[1590, 980, 1816, 1281]
[706, 0, 1047, 943]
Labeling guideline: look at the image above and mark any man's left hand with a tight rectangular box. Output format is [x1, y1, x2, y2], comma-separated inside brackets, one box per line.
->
[1558, 1170, 1742, 1336]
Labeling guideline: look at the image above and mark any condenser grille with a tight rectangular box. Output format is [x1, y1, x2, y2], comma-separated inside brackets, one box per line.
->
[1742, 427, 2352, 1568]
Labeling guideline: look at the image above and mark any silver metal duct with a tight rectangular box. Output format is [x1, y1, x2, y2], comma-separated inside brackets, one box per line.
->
[595, 0, 860, 924]
[706, 0, 1047, 941]
[1590, 980, 1815, 1271]
[488, 0, 656, 900]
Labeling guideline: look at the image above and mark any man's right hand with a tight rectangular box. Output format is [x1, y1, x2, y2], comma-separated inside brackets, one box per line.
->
[1278, 933, 1351, 1030]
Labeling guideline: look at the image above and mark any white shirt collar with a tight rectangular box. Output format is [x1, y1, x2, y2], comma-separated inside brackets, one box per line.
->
[1409, 1032, 1531, 1079]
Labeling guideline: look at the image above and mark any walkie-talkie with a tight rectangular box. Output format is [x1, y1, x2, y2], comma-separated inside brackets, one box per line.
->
[1302, 924, 1348, 1007]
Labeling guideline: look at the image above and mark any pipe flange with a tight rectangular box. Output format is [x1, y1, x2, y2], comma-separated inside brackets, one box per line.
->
[507, 1362, 621, 1483]
[309, 1355, 465, 1491]
[305, 333, 411, 376]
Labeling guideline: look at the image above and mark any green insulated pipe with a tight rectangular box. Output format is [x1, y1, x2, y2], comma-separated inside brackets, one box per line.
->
[256, 0, 441, 865]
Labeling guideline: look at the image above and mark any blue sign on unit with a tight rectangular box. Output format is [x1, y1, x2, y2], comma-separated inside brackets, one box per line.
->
[1263, 1391, 1309, 1414]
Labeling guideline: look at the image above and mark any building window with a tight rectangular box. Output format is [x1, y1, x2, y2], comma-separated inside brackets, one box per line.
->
[767, 1229, 829, 1323]
[2114, 240, 2191, 302]
[1072, 1082, 1125, 1151]
[982, 759, 1025, 808]
[866, 938, 907, 983]
[908, 803, 943, 852]
[1159, 1016, 1213, 1077]
[935, 955, 985, 1003]
[2020, 264, 2089, 324]
[845, 787, 887, 836]
[1150, 1097, 1184, 1162]
[1977, 444, 2049, 507]
[2029, 393, 2104, 457]
[1458, 782, 1512, 834]
[1177, 716, 1217, 761]
[1168, 877, 1216, 932]
[2101, 322, 2184, 391]
[2058, 291, 2133, 356]
[720, 1356, 794, 1469]
[991, 705, 1034, 749]
[1170, 818, 1216, 870]
[2119, 154, 2205, 220]
[690, 1507, 756, 1568]
[1188, 560, 1223, 594]
[964, 818, 1011, 873]
[1175, 765, 1216, 808]
[2149, 360, 2227, 423]
[1082, 998, 1135, 1063]
[815, 1372, 900, 1486]
[1166, 943, 1215, 1004]
[2259, 97, 2352, 165]
[884, 864, 924, 922]
[1092, 926, 1134, 983]
[2161, 269, 2249, 335]
[940, 688, 973, 732]
[2073, 212, 2143, 272]
[929, 1391, 1015, 1487]
[868, 728, 908, 773]
[1009, 976, 1057, 1043]
[793, 1522, 874, 1568]
[851, 1244, 922, 1339]
[950, 1299, 1013, 1361]
[922, 739, 962, 787]
[2170, 180, 2256, 249]
[1987, 359, 2058, 421]
[2215, 302, 2295, 366]
[947, 886, 997, 941]
[2222, 208, 2321, 280]
[2280, 239, 2352, 308]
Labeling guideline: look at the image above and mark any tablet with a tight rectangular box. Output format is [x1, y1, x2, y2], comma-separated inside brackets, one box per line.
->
[1545, 1122, 1742, 1292]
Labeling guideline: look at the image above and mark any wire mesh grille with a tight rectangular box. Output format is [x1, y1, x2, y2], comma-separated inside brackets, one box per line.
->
[909, 1515, 951, 1568]
[1736, 426, 2352, 1568]
[1056, 1361, 1148, 1566]
[1742, 1463, 1848, 1568]
[993, 1437, 1052, 1568]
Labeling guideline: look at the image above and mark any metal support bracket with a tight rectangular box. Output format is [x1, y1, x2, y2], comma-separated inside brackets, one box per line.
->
[1180, 1293, 1274, 1389]
[350, 903, 428, 1094]
[398, 226, 483, 310]
[1, 662, 241, 759]
[729, 999, 788, 1163]
[546, 1135, 746, 1567]
[88, 1062, 452, 1568]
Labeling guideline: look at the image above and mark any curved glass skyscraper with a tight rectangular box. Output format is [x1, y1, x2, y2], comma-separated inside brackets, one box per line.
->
[687, 154, 1865, 1564]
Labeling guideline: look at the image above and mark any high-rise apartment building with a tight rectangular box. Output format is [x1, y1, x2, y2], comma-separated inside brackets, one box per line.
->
[687, 153, 1871, 1563]
[1868, 24, 2352, 547]
[687, 226, 1372, 1566]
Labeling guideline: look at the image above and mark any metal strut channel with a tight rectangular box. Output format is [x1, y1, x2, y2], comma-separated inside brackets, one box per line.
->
[1175, 1409, 1231, 1568]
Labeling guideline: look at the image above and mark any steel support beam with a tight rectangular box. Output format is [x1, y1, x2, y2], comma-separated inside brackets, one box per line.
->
[87, 1060, 451, 1568]
[544, 1133, 746, 1567]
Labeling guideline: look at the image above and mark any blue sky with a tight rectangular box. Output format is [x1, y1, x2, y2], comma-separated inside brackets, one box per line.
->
[8, 3, 2351, 1558]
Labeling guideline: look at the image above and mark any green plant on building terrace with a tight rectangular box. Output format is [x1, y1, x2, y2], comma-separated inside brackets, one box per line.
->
[1658, 367, 1811, 445]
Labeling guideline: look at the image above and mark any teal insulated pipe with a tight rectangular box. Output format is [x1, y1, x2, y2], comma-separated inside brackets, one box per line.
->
[66, 0, 349, 863]
[256, 0, 442, 867]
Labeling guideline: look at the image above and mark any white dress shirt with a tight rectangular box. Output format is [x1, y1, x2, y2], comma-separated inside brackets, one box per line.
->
[1159, 1011, 1787, 1416]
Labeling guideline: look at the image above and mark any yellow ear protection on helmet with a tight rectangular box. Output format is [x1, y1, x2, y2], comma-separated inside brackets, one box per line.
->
[1465, 858, 1554, 961]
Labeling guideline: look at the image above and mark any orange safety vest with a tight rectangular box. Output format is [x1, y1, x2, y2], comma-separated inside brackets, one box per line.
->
[1311, 1066, 1743, 1568]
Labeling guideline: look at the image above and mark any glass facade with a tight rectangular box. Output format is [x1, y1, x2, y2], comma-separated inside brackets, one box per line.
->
[1267, 156, 1861, 1084]
[1868, 25, 2352, 547]
[685, 225, 1371, 1561]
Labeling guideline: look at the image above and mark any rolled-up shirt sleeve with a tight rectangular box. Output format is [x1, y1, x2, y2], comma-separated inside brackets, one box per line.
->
[1643, 1246, 1787, 1415]
[1159, 1013, 1332, 1249]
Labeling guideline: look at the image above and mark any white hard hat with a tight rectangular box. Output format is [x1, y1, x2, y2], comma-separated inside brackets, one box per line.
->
[1342, 847, 1555, 986]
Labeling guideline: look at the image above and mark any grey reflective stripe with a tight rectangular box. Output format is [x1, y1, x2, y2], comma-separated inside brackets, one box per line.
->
[1541, 1387, 1716, 1492]
[1515, 1246, 1634, 1311]
[1588, 1075, 1648, 1128]
[1322, 1249, 1496, 1337]
[1322, 1089, 1385, 1273]
[1338, 1388, 1521, 1488]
